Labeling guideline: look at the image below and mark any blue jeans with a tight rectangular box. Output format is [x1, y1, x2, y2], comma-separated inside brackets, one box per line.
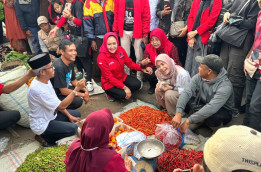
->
[41, 109, 81, 144]
[28, 26, 41, 55]
[244, 70, 261, 125]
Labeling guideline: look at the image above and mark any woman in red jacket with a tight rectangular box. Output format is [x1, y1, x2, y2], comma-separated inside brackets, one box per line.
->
[97, 32, 142, 101]
[184, 0, 221, 77]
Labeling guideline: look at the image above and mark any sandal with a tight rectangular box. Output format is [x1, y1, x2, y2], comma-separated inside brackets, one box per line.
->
[35, 135, 51, 147]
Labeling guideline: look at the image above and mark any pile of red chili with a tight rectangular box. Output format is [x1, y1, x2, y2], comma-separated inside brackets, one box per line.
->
[157, 148, 203, 172]
[119, 106, 172, 136]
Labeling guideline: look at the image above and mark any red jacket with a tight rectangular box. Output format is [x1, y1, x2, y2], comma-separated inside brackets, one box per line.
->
[97, 46, 142, 90]
[187, 0, 221, 45]
[113, 0, 151, 39]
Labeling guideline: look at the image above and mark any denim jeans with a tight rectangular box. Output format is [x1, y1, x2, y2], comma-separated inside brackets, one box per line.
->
[41, 109, 81, 144]
[0, 110, 20, 130]
[244, 70, 261, 125]
[28, 26, 41, 55]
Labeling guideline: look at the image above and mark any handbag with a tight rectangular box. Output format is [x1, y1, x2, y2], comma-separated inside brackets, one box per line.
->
[70, 26, 88, 58]
[169, 0, 185, 37]
[216, 0, 251, 48]
[170, 21, 185, 37]
[207, 23, 224, 55]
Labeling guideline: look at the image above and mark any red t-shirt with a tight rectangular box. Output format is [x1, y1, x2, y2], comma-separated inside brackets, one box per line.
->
[0, 83, 4, 95]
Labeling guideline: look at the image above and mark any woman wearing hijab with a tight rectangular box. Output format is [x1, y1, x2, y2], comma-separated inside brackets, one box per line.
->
[97, 32, 142, 101]
[155, 54, 190, 117]
[64, 108, 132, 172]
[184, 0, 221, 77]
[141, 28, 181, 94]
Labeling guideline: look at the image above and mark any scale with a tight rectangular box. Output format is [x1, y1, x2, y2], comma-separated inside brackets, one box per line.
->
[134, 161, 153, 172]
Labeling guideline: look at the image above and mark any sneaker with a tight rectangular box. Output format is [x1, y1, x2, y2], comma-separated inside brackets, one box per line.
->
[106, 94, 115, 102]
[86, 81, 94, 92]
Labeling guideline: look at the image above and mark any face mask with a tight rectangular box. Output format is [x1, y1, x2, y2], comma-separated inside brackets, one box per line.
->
[18, 0, 32, 5]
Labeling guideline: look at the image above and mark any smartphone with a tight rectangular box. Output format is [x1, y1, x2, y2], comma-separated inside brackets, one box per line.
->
[182, 169, 193, 172]
[64, 3, 71, 12]
[164, 0, 171, 8]
[141, 42, 145, 49]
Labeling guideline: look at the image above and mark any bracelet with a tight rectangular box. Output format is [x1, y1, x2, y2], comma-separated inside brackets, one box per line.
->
[73, 90, 78, 96]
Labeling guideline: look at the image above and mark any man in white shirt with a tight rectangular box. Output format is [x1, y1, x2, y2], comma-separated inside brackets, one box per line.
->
[27, 53, 85, 146]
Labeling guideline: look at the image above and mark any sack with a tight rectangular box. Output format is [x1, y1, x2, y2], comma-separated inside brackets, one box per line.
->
[155, 123, 182, 151]
[170, 21, 185, 38]
[70, 34, 88, 57]
[0, 66, 30, 128]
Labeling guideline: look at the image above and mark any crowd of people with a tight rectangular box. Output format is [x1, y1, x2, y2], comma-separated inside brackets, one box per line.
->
[0, 0, 261, 171]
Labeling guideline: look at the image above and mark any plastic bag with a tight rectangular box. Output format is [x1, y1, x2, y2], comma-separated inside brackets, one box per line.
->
[0, 137, 10, 153]
[155, 123, 182, 151]
[184, 128, 201, 145]
[116, 131, 146, 148]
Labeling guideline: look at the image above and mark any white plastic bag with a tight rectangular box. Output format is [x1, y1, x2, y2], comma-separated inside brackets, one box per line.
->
[184, 128, 201, 145]
[0, 137, 10, 153]
[116, 131, 146, 148]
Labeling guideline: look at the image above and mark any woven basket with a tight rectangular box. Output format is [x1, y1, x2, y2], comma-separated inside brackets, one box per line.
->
[1, 60, 24, 71]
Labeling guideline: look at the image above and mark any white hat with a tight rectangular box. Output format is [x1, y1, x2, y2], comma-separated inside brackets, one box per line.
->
[204, 125, 261, 172]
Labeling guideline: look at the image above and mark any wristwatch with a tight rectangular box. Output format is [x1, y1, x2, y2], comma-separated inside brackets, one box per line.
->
[73, 90, 78, 96]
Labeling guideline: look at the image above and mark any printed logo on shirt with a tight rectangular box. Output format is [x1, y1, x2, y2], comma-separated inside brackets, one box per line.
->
[124, 8, 134, 24]
[66, 70, 73, 88]
[109, 61, 114, 65]
[119, 52, 124, 58]
[18, 0, 31, 4]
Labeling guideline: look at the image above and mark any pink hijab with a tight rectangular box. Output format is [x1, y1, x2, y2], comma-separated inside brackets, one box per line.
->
[64, 108, 117, 172]
[155, 54, 178, 86]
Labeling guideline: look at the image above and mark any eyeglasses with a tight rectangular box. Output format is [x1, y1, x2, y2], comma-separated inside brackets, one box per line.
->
[42, 64, 54, 70]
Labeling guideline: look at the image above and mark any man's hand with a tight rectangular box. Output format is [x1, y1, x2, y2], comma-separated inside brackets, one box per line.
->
[26, 30, 32, 37]
[243, 64, 247, 76]
[172, 112, 182, 129]
[91, 40, 98, 51]
[162, 5, 172, 17]
[27, 68, 36, 78]
[223, 12, 230, 24]
[75, 79, 86, 91]
[142, 66, 153, 75]
[124, 154, 133, 171]
[188, 38, 196, 48]
[187, 30, 198, 40]
[83, 91, 89, 104]
[177, 26, 188, 38]
[141, 58, 151, 66]
[49, 26, 59, 38]
[124, 87, 132, 99]
[142, 36, 148, 45]
[179, 119, 190, 134]
[69, 115, 81, 123]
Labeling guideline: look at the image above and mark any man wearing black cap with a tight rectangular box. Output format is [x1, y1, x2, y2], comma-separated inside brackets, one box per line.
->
[27, 53, 86, 146]
[172, 54, 236, 133]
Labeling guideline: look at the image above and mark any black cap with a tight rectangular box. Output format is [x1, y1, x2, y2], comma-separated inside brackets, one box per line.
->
[196, 54, 223, 73]
[27, 53, 51, 70]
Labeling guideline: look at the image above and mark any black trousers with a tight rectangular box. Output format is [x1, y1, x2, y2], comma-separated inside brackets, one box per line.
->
[143, 67, 157, 89]
[249, 81, 261, 132]
[0, 110, 21, 130]
[41, 109, 80, 144]
[57, 86, 83, 109]
[105, 75, 141, 100]
[169, 36, 188, 67]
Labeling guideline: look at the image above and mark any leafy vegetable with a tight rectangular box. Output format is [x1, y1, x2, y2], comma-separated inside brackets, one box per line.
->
[4, 51, 31, 69]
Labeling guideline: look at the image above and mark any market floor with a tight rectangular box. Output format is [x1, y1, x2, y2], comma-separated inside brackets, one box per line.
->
[0, 81, 245, 154]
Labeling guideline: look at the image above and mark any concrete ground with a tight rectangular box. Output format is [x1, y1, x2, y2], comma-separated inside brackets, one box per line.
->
[0, 80, 245, 154]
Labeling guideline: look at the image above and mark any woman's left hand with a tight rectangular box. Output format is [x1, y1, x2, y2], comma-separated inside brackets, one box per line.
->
[187, 30, 198, 40]
[160, 84, 173, 92]
[63, 10, 72, 19]
[141, 58, 151, 66]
